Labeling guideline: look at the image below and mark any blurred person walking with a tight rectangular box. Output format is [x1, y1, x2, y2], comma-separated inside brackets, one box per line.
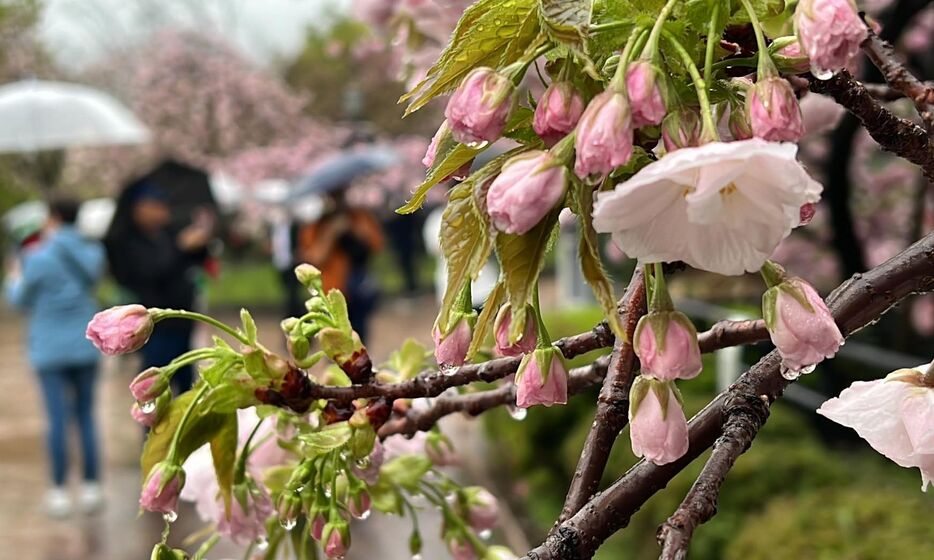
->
[4, 198, 106, 518]
[297, 190, 383, 341]
[104, 180, 214, 393]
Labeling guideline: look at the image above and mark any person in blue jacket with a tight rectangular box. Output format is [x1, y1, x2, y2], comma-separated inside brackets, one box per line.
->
[5, 198, 105, 518]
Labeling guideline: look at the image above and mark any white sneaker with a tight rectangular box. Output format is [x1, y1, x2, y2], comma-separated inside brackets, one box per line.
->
[78, 482, 105, 514]
[44, 487, 72, 519]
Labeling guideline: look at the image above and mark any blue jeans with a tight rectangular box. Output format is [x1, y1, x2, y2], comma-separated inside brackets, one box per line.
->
[36, 363, 100, 486]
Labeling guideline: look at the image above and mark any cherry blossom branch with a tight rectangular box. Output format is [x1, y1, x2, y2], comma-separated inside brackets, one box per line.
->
[523, 230, 934, 560]
[697, 318, 768, 352]
[808, 69, 934, 181]
[557, 268, 647, 525]
[863, 82, 934, 102]
[859, 21, 934, 136]
[377, 357, 611, 438]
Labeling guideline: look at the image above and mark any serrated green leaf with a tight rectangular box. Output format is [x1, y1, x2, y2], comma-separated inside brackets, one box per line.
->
[369, 479, 404, 515]
[397, 143, 480, 215]
[297, 423, 352, 457]
[210, 413, 238, 515]
[467, 279, 506, 360]
[540, 0, 593, 48]
[204, 382, 258, 414]
[380, 455, 433, 492]
[240, 308, 257, 343]
[575, 180, 625, 340]
[325, 289, 352, 332]
[496, 210, 560, 340]
[141, 388, 229, 480]
[200, 356, 237, 386]
[402, 0, 541, 114]
[385, 338, 430, 380]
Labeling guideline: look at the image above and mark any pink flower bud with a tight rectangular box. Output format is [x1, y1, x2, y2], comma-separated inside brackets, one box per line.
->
[493, 304, 537, 357]
[310, 513, 327, 541]
[533, 81, 585, 146]
[634, 312, 703, 381]
[799, 202, 817, 226]
[444, 67, 516, 146]
[448, 538, 479, 560]
[351, 440, 384, 485]
[465, 487, 499, 531]
[661, 109, 702, 152]
[139, 462, 185, 514]
[746, 77, 805, 142]
[433, 314, 474, 367]
[424, 120, 472, 179]
[486, 150, 568, 235]
[626, 61, 667, 127]
[628, 377, 689, 465]
[574, 90, 634, 180]
[515, 348, 568, 409]
[728, 104, 753, 140]
[130, 391, 170, 427]
[775, 41, 811, 73]
[425, 432, 459, 466]
[763, 277, 843, 374]
[86, 304, 154, 355]
[349, 491, 371, 519]
[323, 523, 349, 558]
[794, 0, 867, 78]
[129, 367, 169, 402]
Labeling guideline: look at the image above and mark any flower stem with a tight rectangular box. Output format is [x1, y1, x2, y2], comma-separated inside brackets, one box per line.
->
[164, 348, 216, 374]
[589, 20, 630, 33]
[532, 282, 552, 347]
[710, 55, 759, 73]
[642, 0, 680, 61]
[234, 419, 266, 483]
[661, 30, 720, 140]
[704, 2, 722, 92]
[738, 0, 777, 76]
[166, 383, 210, 463]
[153, 309, 252, 346]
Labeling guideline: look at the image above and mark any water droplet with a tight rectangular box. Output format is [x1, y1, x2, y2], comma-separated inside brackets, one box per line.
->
[479, 529, 492, 540]
[141, 400, 157, 414]
[810, 65, 834, 80]
[355, 509, 371, 520]
[464, 140, 489, 149]
[507, 405, 527, 421]
[324, 488, 332, 498]
[355, 457, 371, 469]
[281, 517, 297, 530]
[294, 485, 305, 493]
[255, 537, 269, 551]
[162, 511, 177, 523]
[412, 555, 423, 560]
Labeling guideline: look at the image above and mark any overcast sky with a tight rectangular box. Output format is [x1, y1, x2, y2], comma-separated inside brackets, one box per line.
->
[38, 0, 350, 68]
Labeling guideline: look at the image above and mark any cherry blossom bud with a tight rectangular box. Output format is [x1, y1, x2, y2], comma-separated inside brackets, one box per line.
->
[276, 492, 302, 528]
[426, 431, 459, 466]
[349, 491, 371, 519]
[323, 522, 350, 559]
[352, 439, 384, 485]
[486, 150, 568, 235]
[626, 61, 667, 127]
[746, 77, 805, 142]
[433, 313, 475, 367]
[799, 202, 817, 226]
[424, 120, 472, 179]
[794, 0, 867, 79]
[493, 304, 537, 357]
[728, 105, 753, 140]
[628, 377, 689, 465]
[310, 512, 327, 541]
[484, 546, 519, 560]
[445, 67, 516, 146]
[661, 109, 702, 152]
[317, 327, 372, 383]
[533, 81, 585, 146]
[634, 311, 703, 381]
[130, 390, 170, 427]
[515, 348, 568, 409]
[817, 363, 934, 490]
[448, 538, 479, 560]
[464, 487, 499, 531]
[129, 367, 170, 403]
[775, 41, 811, 73]
[139, 461, 185, 514]
[763, 275, 843, 375]
[86, 304, 154, 355]
[294, 264, 322, 289]
[574, 90, 634, 180]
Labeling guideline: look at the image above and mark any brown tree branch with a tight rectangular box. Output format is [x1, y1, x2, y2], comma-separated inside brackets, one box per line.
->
[556, 268, 647, 525]
[697, 319, 767, 352]
[860, 21, 934, 135]
[808, 70, 934, 182]
[524, 230, 934, 560]
[863, 82, 934, 102]
[378, 357, 611, 438]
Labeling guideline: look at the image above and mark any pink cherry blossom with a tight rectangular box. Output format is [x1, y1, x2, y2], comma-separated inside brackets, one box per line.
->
[448, 538, 479, 560]
[139, 462, 185, 514]
[746, 77, 805, 142]
[493, 304, 538, 357]
[515, 349, 568, 408]
[433, 316, 474, 367]
[86, 304, 154, 355]
[661, 108, 702, 152]
[817, 362, 934, 490]
[533, 81, 585, 145]
[465, 487, 499, 531]
[775, 41, 811, 73]
[764, 277, 843, 373]
[129, 367, 168, 402]
[486, 151, 568, 235]
[574, 90, 634, 180]
[626, 61, 667, 127]
[216, 486, 274, 546]
[593, 139, 823, 275]
[634, 312, 703, 381]
[795, 0, 868, 78]
[444, 67, 515, 145]
[324, 525, 348, 558]
[629, 378, 689, 465]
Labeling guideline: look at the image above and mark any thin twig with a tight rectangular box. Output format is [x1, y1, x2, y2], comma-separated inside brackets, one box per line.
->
[863, 81, 934, 102]
[524, 231, 934, 560]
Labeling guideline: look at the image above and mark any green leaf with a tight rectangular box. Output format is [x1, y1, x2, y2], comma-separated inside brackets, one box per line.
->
[496, 210, 560, 340]
[240, 308, 257, 343]
[540, 0, 593, 48]
[467, 279, 506, 360]
[401, 0, 541, 114]
[385, 338, 430, 380]
[325, 289, 352, 332]
[200, 356, 237, 386]
[204, 382, 258, 414]
[297, 423, 352, 457]
[210, 413, 238, 515]
[369, 479, 404, 515]
[397, 142, 480, 215]
[380, 455, 433, 493]
[575, 180, 625, 340]
[141, 389, 229, 480]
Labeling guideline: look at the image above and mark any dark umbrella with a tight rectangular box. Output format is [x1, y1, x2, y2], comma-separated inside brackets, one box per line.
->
[128, 159, 218, 231]
[290, 147, 398, 200]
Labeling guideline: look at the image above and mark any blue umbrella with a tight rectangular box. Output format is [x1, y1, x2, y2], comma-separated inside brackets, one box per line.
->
[290, 146, 399, 199]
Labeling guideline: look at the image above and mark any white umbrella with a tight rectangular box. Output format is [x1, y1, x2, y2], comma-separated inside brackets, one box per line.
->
[0, 80, 150, 153]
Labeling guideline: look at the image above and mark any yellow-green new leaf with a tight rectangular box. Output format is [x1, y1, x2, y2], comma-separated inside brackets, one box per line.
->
[576, 181, 625, 340]
[210, 413, 238, 516]
[467, 279, 506, 360]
